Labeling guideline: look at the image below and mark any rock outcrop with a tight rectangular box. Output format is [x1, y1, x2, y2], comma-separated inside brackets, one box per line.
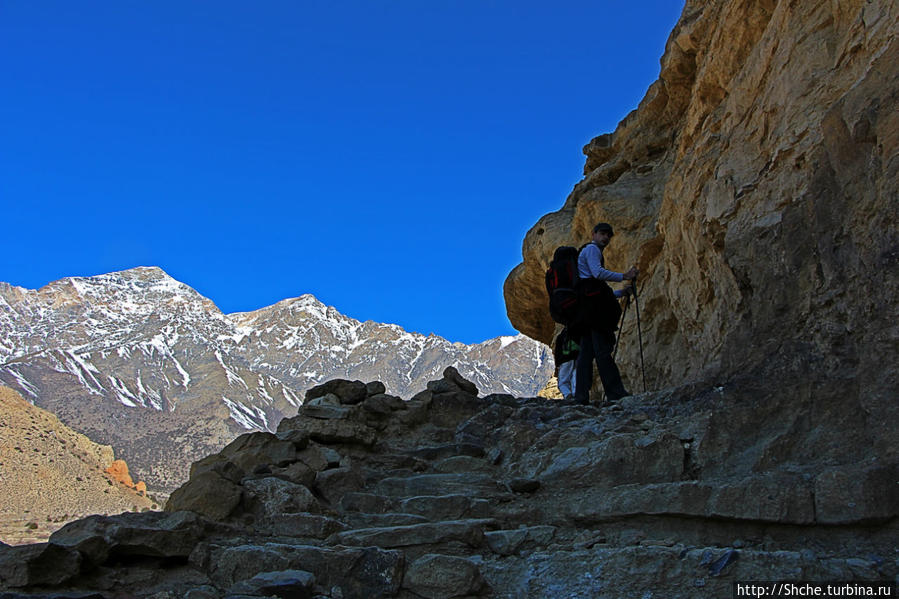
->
[504, 0, 898, 408]
[0, 386, 155, 546]
[0, 370, 894, 597]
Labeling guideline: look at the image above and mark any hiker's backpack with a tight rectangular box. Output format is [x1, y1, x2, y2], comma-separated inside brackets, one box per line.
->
[545, 246, 580, 325]
[553, 327, 580, 364]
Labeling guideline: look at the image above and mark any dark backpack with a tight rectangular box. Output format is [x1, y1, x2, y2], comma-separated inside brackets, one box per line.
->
[545, 246, 580, 325]
[553, 327, 580, 364]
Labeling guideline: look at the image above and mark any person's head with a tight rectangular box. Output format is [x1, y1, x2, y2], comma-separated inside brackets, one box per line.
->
[591, 222, 614, 248]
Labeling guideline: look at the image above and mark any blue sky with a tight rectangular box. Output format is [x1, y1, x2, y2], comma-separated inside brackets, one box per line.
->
[1, 1, 684, 344]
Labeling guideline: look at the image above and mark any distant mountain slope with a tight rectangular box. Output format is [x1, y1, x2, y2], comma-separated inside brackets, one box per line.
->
[0, 267, 553, 491]
[0, 386, 154, 545]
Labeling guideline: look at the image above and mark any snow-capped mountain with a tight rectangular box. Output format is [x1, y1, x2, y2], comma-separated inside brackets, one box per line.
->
[0, 267, 552, 491]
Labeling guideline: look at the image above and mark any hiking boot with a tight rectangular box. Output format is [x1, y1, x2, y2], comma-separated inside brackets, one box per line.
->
[606, 391, 631, 403]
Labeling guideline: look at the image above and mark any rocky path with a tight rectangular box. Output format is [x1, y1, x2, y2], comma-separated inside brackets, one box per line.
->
[0, 369, 895, 598]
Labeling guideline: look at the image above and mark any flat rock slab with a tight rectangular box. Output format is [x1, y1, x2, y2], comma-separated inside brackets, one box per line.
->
[485, 526, 557, 556]
[375, 473, 501, 498]
[346, 513, 431, 528]
[400, 495, 492, 521]
[328, 519, 498, 548]
[265, 514, 348, 539]
[565, 476, 816, 525]
[227, 569, 315, 599]
[406, 443, 486, 461]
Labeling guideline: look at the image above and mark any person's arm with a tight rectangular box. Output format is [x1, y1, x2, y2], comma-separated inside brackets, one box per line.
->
[582, 245, 624, 282]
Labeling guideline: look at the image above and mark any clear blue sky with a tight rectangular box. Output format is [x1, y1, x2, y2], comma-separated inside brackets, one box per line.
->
[1, 1, 684, 344]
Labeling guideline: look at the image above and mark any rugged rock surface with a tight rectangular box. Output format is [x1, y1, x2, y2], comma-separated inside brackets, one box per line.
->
[504, 0, 898, 407]
[503, 5, 898, 578]
[0, 267, 552, 492]
[0, 369, 894, 597]
[0, 386, 154, 546]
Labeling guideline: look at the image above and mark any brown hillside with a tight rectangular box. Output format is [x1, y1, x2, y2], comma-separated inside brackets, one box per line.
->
[0, 386, 155, 545]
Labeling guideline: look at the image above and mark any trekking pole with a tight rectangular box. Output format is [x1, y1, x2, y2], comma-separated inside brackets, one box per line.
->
[632, 276, 647, 393]
[612, 291, 631, 361]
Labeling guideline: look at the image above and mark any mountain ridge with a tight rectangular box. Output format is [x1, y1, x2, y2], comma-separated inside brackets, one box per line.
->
[0, 267, 553, 492]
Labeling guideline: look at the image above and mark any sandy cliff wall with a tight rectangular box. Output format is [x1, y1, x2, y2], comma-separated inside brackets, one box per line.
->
[505, 0, 897, 408]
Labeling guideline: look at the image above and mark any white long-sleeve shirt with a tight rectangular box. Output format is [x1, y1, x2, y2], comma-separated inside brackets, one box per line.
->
[578, 243, 626, 297]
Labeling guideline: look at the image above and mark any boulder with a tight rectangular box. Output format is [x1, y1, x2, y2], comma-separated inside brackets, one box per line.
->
[49, 511, 210, 565]
[362, 393, 406, 416]
[242, 477, 321, 516]
[427, 366, 478, 397]
[299, 404, 353, 420]
[269, 461, 317, 488]
[218, 432, 299, 475]
[200, 543, 403, 599]
[227, 569, 315, 599]
[293, 444, 332, 473]
[276, 415, 378, 446]
[313, 467, 365, 506]
[0, 543, 82, 587]
[189, 454, 246, 483]
[165, 470, 243, 520]
[305, 380, 367, 405]
[403, 554, 487, 599]
[443, 366, 479, 396]
[307, 392, 342, 407]
[365, 381, 387, 396]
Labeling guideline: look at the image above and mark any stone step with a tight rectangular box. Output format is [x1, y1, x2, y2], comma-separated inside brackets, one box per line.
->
[339, 492, 395, 514]
[327, 518, 499, 550]
[343, 512, 431, 529]
[403, 443, 486, 461]
[399, 494, 493, 521]
[484, 525, 558, 556]
[431, 455, 494, 475]
[359, 454, 430, 473]
[374, 473, 503, 498]
[261, 513, 349, 539]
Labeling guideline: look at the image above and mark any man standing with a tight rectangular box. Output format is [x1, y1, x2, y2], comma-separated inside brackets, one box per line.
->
[574, 222, 638, 404]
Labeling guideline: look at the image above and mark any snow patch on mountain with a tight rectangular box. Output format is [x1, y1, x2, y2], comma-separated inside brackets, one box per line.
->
[0, 267, 553, 435]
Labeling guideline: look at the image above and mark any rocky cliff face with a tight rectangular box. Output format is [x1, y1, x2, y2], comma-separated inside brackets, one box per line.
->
[0, 370, 894, 596]
[0, 268, 552, 492]
[504, 0, 897, 407]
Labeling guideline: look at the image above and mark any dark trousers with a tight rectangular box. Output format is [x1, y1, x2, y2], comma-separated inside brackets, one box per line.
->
[574, 328, 628, 402]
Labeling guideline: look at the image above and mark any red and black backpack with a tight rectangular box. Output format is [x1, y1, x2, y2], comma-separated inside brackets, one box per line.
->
[545, 246, 580, 325]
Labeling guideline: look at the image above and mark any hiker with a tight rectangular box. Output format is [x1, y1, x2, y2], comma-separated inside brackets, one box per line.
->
[574, 222, 637, 404]
[553, 327, 579, 399]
